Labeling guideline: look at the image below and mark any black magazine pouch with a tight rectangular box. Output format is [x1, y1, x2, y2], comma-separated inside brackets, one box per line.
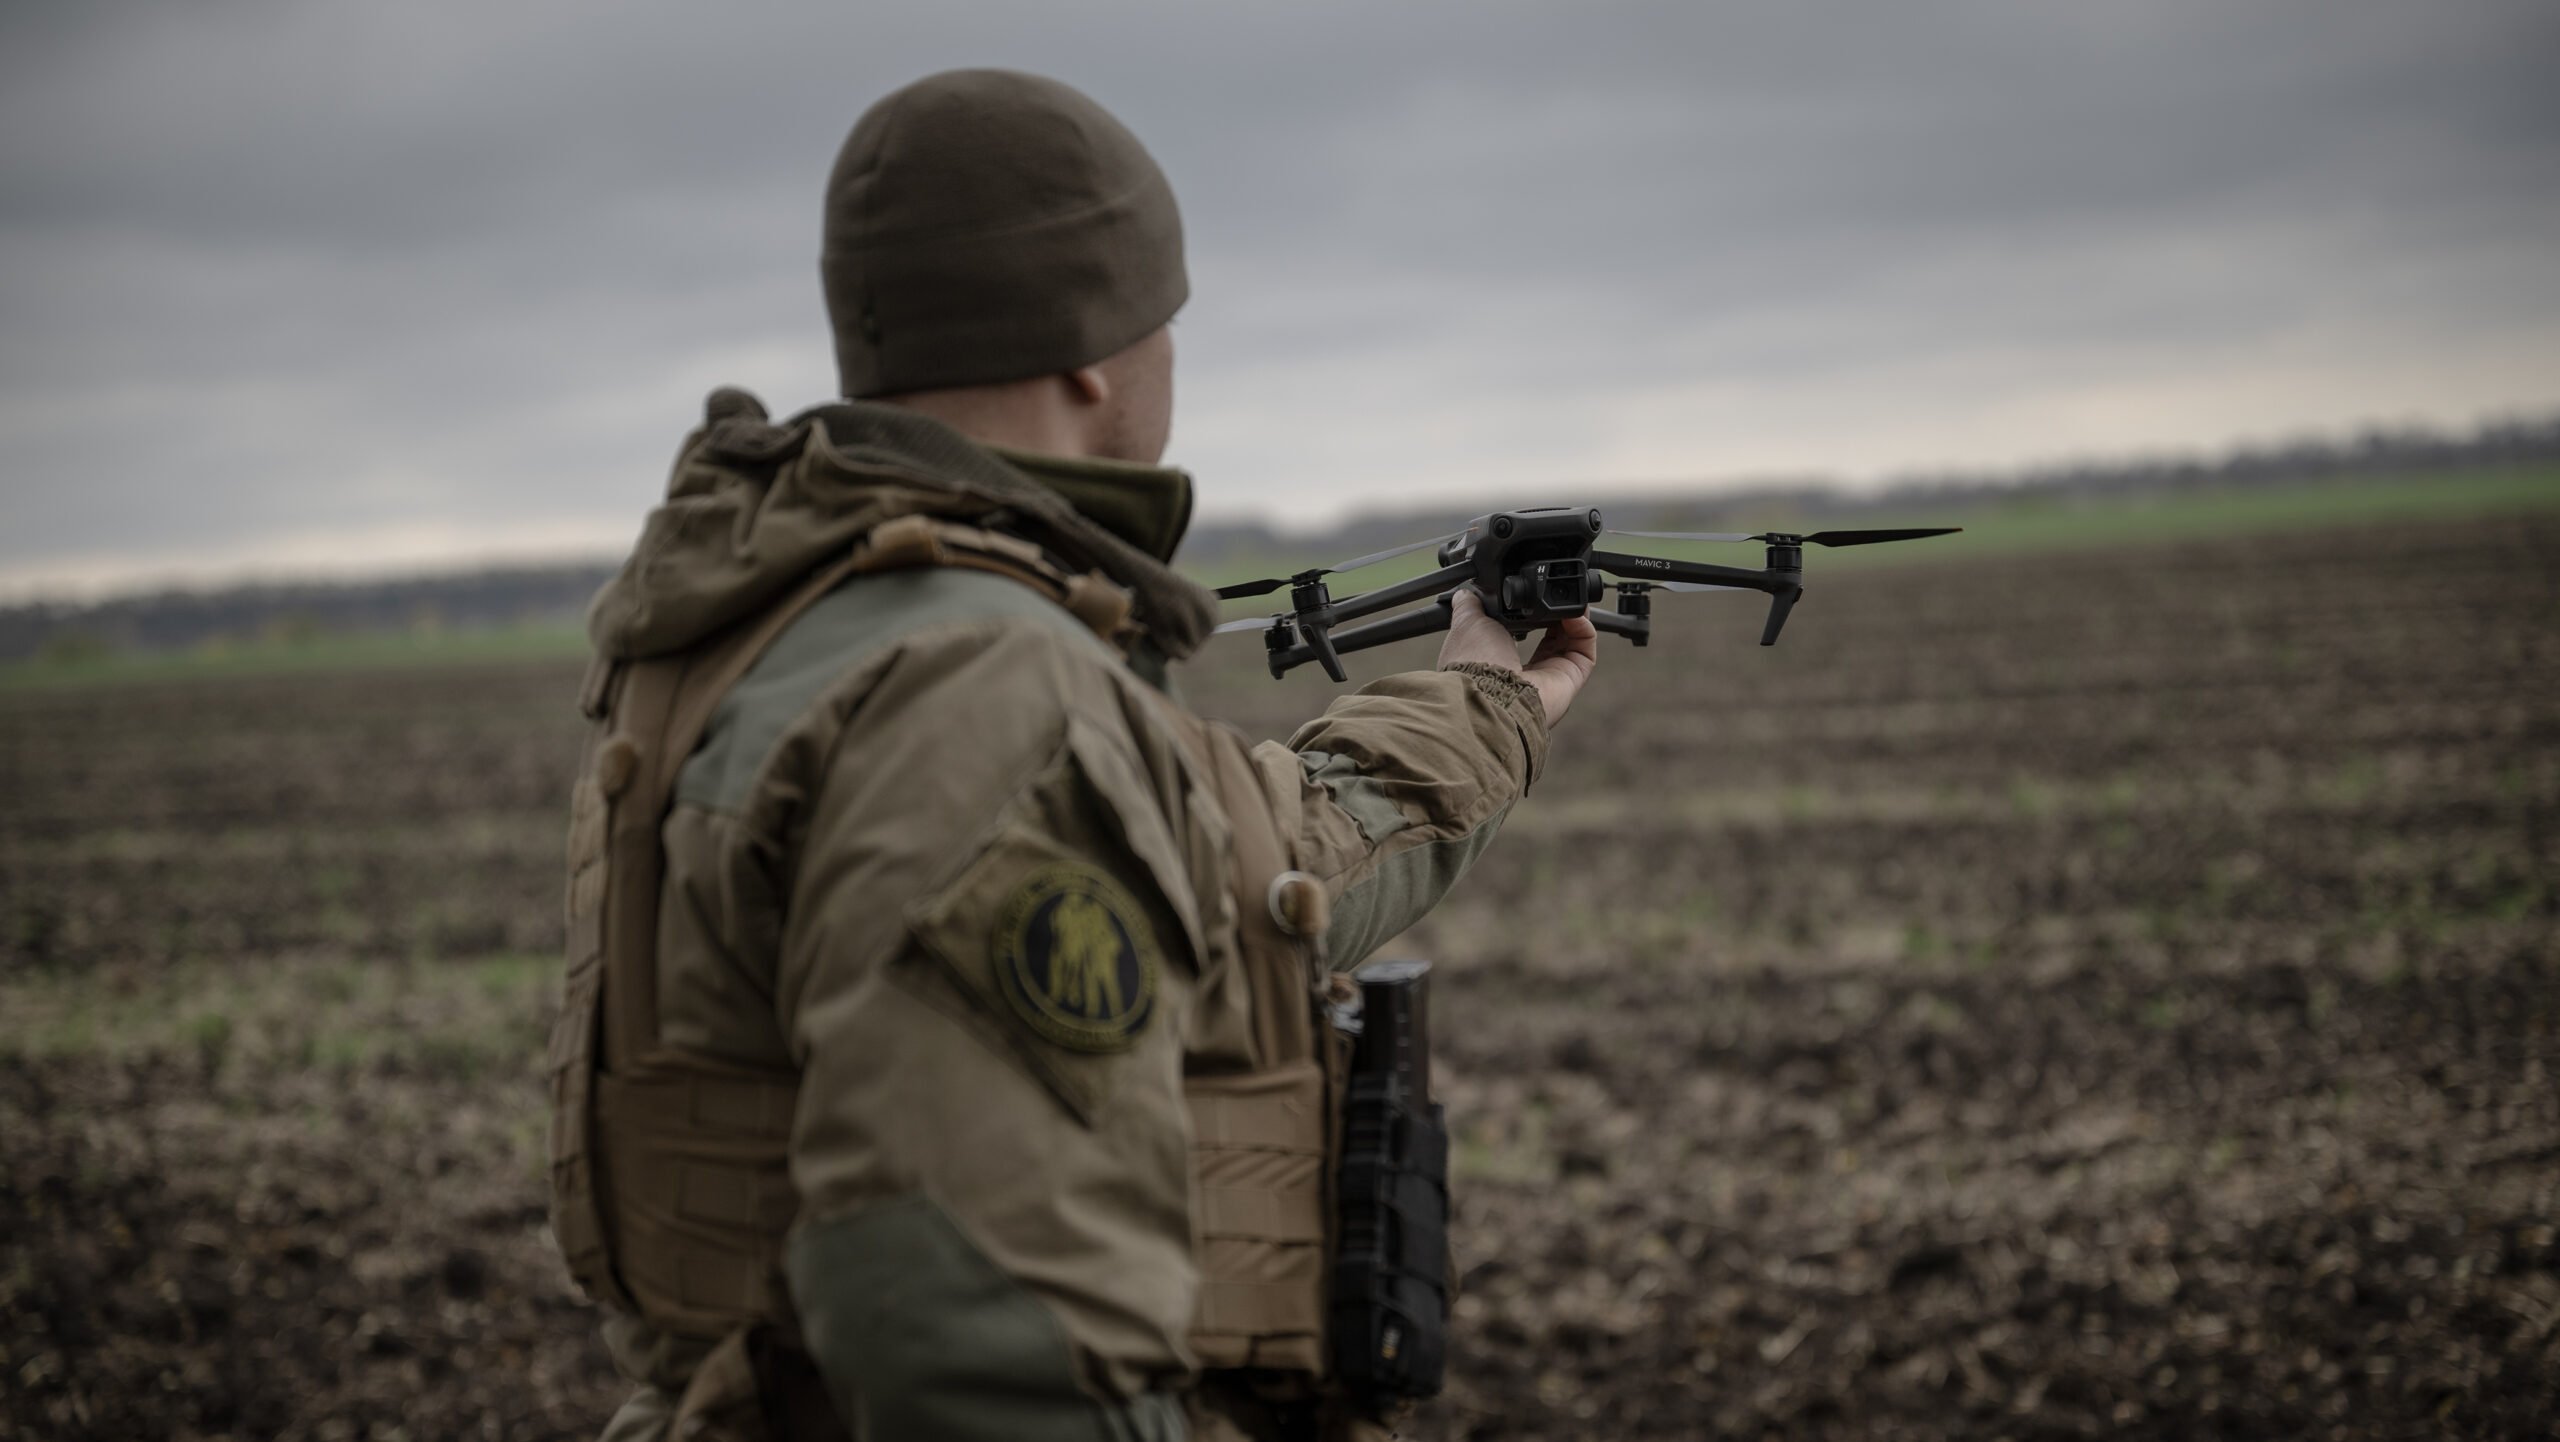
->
[1329, 957, 1450, 1402]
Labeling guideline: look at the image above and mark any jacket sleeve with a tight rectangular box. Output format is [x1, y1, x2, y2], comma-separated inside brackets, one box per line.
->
[764, 613, 1201, 1442]
[1254, 661, 1549, 966]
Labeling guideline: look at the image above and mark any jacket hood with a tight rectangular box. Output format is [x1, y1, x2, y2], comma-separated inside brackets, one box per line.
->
[587, 389, 1221, 662]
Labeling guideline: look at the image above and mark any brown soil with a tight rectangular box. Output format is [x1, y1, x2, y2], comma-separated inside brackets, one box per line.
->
[3, 516, 2554, 1440]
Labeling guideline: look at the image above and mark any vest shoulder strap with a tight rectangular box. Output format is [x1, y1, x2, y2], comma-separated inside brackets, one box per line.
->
[593, 515, 1137, 1058]
[552, 514, 1145, 1325]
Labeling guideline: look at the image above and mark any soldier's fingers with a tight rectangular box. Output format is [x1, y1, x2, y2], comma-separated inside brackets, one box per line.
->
[1438, 585, 1530, 672]
[1528, 614, 1599, 667]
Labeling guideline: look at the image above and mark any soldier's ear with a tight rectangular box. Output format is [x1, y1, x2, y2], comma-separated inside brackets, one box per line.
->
[1064, 363, 1112, 408]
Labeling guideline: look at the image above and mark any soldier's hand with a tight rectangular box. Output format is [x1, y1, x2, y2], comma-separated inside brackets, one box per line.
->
[1438, 588, 1599, 727]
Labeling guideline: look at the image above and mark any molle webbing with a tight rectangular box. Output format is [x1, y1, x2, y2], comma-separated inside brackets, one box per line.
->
[549, 517, 1139, 1337]
[552, 544, 875, 1328]
[1177, 719, 1338, 1378]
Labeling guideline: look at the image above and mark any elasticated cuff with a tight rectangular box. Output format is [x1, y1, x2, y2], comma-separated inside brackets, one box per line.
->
[1440, 661, 1550, 789]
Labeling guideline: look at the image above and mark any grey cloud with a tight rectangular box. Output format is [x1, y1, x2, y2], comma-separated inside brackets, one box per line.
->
[2, 0, 2555, 587]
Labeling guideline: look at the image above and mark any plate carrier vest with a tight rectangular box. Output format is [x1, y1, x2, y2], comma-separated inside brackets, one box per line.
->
[548, 515, 1345, 1427]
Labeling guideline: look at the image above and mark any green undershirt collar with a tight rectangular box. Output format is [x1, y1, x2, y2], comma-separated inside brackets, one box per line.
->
[988, 446, 1195, 563]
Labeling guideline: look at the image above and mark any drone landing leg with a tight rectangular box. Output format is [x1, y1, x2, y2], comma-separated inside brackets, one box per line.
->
[1758, 586, 1801, 646]
[1306, 625, 1347, 683]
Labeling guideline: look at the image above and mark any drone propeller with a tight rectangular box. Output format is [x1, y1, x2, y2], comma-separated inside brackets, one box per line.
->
[1212, 531, 1466, 600]
[1211, 576, 1298, 601]
[1657, 581, 1745, 593]
[1608, 526, 1961, 547]
[1212, 615, 1278, 635]
[1797, 527, 1962, 547]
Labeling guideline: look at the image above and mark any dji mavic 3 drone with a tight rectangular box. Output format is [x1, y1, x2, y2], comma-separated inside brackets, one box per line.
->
[1213, 506, 1961, 680]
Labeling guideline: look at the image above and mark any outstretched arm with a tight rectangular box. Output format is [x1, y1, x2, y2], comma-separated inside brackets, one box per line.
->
[1250, 589, 1599, 967]
[1437, 588, 1600, 729]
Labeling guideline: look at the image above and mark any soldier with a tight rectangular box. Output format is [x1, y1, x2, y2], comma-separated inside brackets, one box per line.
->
[549, 69, 1598, 1441]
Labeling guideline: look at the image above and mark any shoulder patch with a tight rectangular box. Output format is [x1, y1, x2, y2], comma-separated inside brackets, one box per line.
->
[994, 864, 1159, 1053]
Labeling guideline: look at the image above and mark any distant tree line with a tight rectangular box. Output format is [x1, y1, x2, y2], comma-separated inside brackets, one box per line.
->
[6, 411, 2555, 664]
[0, 564, 619, 666]
[1173, 412, 2560, 571]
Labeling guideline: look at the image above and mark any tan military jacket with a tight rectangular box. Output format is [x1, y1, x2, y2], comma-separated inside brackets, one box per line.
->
[572, 394, 1548, 1441]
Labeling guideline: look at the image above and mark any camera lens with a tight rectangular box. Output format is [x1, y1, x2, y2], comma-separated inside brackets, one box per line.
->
[1537, 559, 1586, 610]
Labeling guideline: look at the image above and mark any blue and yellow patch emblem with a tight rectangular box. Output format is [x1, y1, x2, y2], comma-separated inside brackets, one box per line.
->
[994, 865, 1159, 1053]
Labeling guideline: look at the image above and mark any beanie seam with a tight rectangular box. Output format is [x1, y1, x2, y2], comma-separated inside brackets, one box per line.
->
[830, 172, 1171, 253]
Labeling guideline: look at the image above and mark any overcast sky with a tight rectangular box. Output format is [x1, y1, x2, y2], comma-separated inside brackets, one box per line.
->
[3, 1, 2555, 597]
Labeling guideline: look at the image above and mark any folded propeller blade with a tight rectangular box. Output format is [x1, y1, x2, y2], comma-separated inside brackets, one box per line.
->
[1213, 530, 1465, 601]
[1801, 527, 1963, 547]
[1659, 581, 1745, 593]
[1212, 615, 1279, 635]
[1327, 530, 1465, 574]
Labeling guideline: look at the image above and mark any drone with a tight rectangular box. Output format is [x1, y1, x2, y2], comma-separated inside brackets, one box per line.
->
[1213, 506, 1961, 680]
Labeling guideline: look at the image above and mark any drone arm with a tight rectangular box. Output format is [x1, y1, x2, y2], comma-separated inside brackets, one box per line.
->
[1587, 550, 1779, 593]
[1589, 605, 1649, 643]
[1320, 560, 1474, 626]
[1266, 594, 1455, 676]
[1588, 548, 1809, 645]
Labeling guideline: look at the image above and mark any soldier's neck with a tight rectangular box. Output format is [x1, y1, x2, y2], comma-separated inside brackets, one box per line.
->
[873, 384, 1100, 460]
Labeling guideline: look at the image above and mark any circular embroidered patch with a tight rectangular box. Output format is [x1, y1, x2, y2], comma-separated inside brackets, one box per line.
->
[994, 865, 1160, 1053]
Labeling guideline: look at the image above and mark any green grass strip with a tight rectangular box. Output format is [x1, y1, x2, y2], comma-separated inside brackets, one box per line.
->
[8, 464, 2553, 691]
[0, 620, 588, 692]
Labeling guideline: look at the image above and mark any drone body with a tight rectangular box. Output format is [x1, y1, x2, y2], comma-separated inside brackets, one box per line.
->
[1214, 506, 1960, 681]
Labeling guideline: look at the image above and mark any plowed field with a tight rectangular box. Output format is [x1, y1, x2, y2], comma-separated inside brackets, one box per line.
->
[4, 514, 2555, 1440]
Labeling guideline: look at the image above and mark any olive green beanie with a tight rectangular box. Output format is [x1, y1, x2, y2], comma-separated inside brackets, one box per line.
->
[822, 69, 1188, 399]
